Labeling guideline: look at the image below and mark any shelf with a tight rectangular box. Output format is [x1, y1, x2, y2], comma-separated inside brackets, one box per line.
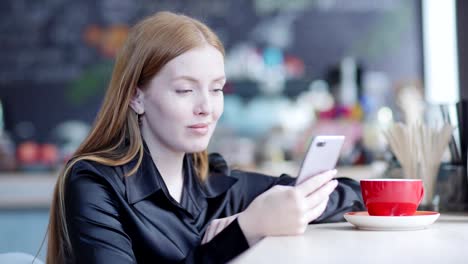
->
[0, 173, 57, 209]
[0, 163, 385, 209]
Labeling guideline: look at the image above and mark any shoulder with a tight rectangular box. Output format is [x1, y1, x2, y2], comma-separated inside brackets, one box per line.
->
[64, 159, 129, 217]
[65, 159, 126, 195]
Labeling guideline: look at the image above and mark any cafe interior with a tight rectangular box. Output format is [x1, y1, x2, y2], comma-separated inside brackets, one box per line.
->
[0, 0, 467, 263]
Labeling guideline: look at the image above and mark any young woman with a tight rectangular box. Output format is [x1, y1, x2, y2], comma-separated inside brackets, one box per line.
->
[46, 11, 364, 264]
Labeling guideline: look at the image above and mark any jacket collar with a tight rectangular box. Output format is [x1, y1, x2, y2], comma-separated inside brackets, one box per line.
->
[123, 142, 237, 204]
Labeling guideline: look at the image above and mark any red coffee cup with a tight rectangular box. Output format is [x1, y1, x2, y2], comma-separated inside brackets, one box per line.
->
[360, 179, 424, 216]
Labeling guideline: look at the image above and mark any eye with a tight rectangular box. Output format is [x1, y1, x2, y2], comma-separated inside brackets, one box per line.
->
[211, 83, 225, 93]
[175, 85, 194, 94]
[176, 89, 193, 94]
[174, 81, 195, 94]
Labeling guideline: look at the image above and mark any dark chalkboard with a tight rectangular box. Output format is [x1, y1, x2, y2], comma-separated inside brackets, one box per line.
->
[0, 0, 422, 141]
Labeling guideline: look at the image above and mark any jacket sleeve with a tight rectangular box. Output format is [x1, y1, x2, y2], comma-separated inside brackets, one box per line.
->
[66, 165, 249, 264]
[209, 152, 297, 212]
[313, 177, 366, 223]
[210, 151, 364, 223]
[180, 219, 249, 263]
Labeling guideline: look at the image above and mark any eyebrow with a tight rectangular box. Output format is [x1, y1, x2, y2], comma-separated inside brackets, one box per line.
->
[171, 75, 226, 83]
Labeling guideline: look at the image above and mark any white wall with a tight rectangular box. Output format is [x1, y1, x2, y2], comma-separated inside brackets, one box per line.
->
[422, 0, 459, 104]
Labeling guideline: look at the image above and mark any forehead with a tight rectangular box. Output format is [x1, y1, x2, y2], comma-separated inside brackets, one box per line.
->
[161, 45, 225, 80]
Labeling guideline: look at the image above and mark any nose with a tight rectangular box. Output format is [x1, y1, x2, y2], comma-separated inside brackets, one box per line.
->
[194, 90, 212, 116]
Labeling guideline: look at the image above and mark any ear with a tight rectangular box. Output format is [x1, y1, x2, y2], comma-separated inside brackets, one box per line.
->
[129, 88, 145, 115]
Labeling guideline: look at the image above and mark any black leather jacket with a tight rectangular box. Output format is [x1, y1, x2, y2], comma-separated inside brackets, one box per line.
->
[64, 146, 364, 264]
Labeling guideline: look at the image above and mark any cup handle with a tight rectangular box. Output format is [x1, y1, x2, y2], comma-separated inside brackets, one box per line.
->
[418, 186, 425, 204]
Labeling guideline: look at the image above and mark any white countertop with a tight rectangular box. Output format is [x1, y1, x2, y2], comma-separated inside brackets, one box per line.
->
[231, 214, 468, 264]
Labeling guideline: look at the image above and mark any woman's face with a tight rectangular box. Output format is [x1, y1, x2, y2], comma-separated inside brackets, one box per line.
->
[134, 45, 225, 154]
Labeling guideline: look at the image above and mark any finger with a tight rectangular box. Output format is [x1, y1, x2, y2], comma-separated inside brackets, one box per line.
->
[296, 169, 337, 197]
[304, 197, 329, 223]
[304, 179, 338, 210]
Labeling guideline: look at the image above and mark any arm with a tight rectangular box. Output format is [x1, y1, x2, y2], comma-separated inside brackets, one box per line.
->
[206, 154, 364, 247]
[236, 170, 338, 246]
[229, 170, 364, 222]
[183, 218, 249, 263]
[228, 170, 296, 211]
[209, 152, 363, 221]
[313, 177, 366, 223]
[66, 166, 249, 264]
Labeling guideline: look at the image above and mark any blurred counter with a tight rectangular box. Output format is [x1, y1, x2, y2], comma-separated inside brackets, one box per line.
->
[0, 162, 386, 209]
[255, 161, 387, 181]
[0, 173, 57, 209]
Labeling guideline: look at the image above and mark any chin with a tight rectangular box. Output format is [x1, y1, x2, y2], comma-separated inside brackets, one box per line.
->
[185, 146, 208, 153]
[183, 141, 210, 153]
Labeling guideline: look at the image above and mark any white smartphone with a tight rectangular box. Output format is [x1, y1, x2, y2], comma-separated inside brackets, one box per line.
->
[295, 135, 345, 185]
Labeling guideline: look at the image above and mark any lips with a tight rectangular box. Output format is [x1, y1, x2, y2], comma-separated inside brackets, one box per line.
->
[187, 123, 209, 129]
[187, 123, 210, 135]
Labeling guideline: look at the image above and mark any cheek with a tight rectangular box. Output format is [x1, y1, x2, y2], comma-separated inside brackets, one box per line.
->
[213, 97, 224, 121]
[169, 105, 188, 119]
[149, 96, 186, 120]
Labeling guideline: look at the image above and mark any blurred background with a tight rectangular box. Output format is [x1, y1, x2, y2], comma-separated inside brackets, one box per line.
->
[0, 0, 467, 261]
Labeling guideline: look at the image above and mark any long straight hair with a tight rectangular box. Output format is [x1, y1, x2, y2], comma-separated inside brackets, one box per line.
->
[45, 11, 225, 263]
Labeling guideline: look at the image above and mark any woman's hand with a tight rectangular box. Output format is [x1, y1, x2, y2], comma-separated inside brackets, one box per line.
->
[237, 170, 338, 246]
[201, 214, 239, 245]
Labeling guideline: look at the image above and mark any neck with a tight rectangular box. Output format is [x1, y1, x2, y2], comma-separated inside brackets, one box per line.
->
[141, 126, 185, 197]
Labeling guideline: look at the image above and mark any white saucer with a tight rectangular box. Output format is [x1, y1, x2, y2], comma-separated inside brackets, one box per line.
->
[344, 211, 440, 231]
